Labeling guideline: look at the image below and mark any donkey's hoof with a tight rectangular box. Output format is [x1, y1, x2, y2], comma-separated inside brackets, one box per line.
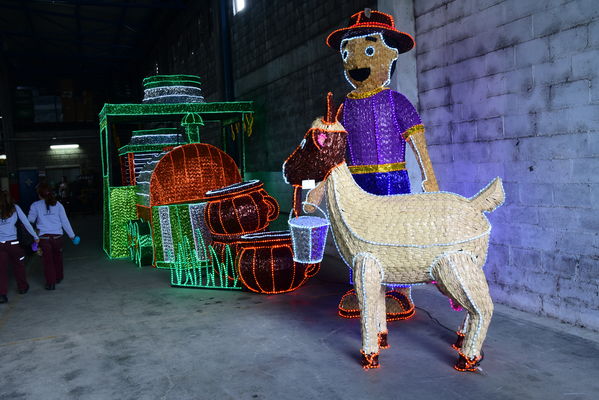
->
[360, 351, 380, 369]
[453, 352, 483, 372]
[378, 331, 390, 349]
[452, 332, 465, 350]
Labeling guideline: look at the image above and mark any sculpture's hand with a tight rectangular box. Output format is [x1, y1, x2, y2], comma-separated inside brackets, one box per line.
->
[304, 181, 326, 213]
[422, 178, 439, 192]
[407, 129, 439, 193]
[303, 203, 317, 213]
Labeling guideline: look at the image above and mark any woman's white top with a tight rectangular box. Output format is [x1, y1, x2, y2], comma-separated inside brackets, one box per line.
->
[28, 200, 75, 238]
[0, 205, 39, 242]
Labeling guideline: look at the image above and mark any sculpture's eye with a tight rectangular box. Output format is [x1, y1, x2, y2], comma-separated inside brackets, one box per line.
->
[365, 46, 375, 56]
[342, 50, 349, 61]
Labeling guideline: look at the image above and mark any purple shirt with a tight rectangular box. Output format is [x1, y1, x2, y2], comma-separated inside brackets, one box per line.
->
[341, 89, 422, 167]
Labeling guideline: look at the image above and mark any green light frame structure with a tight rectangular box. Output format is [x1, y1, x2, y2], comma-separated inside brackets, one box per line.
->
[99, 101, 254, 260]
[169, 234, 240, 290]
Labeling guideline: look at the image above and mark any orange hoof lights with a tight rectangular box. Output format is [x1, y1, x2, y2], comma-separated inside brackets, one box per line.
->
[454, 351, 484, 372]
[360, 350, 380, 369]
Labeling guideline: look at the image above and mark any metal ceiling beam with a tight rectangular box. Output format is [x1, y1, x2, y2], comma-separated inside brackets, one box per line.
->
[35, 10, 73, 32]
[0, 3, 144, 31]
[24, 0, 187, 9]
[5, 49, 135, 61]
[0, 30, 134, 49]
[75, 3, 82, 56]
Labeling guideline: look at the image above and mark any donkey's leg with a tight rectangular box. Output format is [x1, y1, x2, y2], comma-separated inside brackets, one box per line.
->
[435, 276, 470, 350]
[431, 252, 493, 371]
[353, 253, 385, 369]
[377, 284, 389, 349]
[435, 279, 468, 349]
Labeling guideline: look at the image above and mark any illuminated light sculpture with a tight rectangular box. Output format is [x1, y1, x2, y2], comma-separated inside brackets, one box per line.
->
[203, 180, 289, 292]
[325, 9, 441, 321]
[145, 143, 242, 271]
[109, 186, 138, 259]
[282, 96, 504, 371]
[337, 288, 415, 321]
[202, 181, 323, 294]
[149, 143, 241, 206]
[119, 127, 187, 186]
[142, 74, 205, 104]
[181, 112, 204, 143]
[288, 203, 329, 264]
[151, 202, 212, 269]
[209, 234, 244, 278]
[127, 219, 153, 267]
[136, 153, 167, 208]
[236, 231, 319, 294]
[204, 180, 279, 236]
[170, 235, 238, 290]
[99, 77, 254, 276]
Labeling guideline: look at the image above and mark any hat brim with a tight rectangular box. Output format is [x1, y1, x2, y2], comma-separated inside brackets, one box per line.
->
[326, 26, 415, 54]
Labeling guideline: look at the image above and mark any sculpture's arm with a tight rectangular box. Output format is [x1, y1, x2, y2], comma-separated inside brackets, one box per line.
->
[404, 127, 439, 192]
[304, 180, 326, 213]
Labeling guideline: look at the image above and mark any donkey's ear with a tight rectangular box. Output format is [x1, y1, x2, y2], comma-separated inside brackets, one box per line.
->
[324, 92, 335, 123]
[335, 103, 344, 122]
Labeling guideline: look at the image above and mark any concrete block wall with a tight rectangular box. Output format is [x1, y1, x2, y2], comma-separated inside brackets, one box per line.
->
[15, 130, 100, 173]
[414, 0, 599, 330]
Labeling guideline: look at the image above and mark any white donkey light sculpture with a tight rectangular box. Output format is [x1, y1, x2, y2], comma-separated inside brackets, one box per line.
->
[283, 95, 504, 371]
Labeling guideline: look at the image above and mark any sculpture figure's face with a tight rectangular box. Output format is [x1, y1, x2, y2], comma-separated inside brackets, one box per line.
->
[340, 33, 398, 90]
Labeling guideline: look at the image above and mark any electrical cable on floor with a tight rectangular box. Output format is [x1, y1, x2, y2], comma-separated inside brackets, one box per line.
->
[416, 307, 487, 375]
[415, 306, 455, 333]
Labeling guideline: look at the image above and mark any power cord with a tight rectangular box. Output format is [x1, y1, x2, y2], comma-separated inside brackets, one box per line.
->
[415, 306, 455, 333]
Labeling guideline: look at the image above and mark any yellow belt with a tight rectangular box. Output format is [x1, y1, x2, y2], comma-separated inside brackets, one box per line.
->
[348, 162, 406, 174]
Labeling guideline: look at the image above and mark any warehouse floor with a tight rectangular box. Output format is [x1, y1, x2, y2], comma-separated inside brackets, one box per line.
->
[1, 215, 597, 400]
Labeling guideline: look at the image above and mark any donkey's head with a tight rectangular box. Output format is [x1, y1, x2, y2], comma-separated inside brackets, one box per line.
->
[282, 93, 347, 188]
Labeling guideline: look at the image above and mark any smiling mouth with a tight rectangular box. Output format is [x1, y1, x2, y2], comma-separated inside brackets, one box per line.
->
[348, 68, 371, 82]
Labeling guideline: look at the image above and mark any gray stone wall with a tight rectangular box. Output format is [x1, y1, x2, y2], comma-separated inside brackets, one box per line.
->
[414, 0, 599, 330]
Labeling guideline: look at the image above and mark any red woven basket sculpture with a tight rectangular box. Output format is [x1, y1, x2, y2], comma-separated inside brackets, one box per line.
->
[236, 231, 319, 294]
[149, 143, 241, 206]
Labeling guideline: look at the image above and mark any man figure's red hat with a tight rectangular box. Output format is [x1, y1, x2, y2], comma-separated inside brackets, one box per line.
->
[326, 9, 415, 53]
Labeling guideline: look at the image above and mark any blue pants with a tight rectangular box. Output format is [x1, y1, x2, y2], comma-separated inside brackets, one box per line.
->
[352, 170, 411, 195]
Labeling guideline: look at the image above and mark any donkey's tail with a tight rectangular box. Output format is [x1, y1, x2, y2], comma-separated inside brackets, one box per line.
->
[469, 177, 505, 213]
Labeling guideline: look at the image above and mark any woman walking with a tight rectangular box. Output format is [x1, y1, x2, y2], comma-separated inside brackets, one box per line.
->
[0, 191, 39, 303]
[28, 183, 78, 291]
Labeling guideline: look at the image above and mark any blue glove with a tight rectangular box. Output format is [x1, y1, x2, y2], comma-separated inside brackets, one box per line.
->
[31, 242, 38, 252]
[72, 236, 80, 245]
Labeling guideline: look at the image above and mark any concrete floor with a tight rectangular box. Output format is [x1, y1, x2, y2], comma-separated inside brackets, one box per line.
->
[1, 215, 598, 400]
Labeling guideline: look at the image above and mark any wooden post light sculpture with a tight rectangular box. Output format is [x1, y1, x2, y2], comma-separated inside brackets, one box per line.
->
[283, 94, 504, 371]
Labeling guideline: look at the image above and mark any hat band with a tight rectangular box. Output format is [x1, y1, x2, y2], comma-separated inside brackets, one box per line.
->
[345, 22, 398, 31]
